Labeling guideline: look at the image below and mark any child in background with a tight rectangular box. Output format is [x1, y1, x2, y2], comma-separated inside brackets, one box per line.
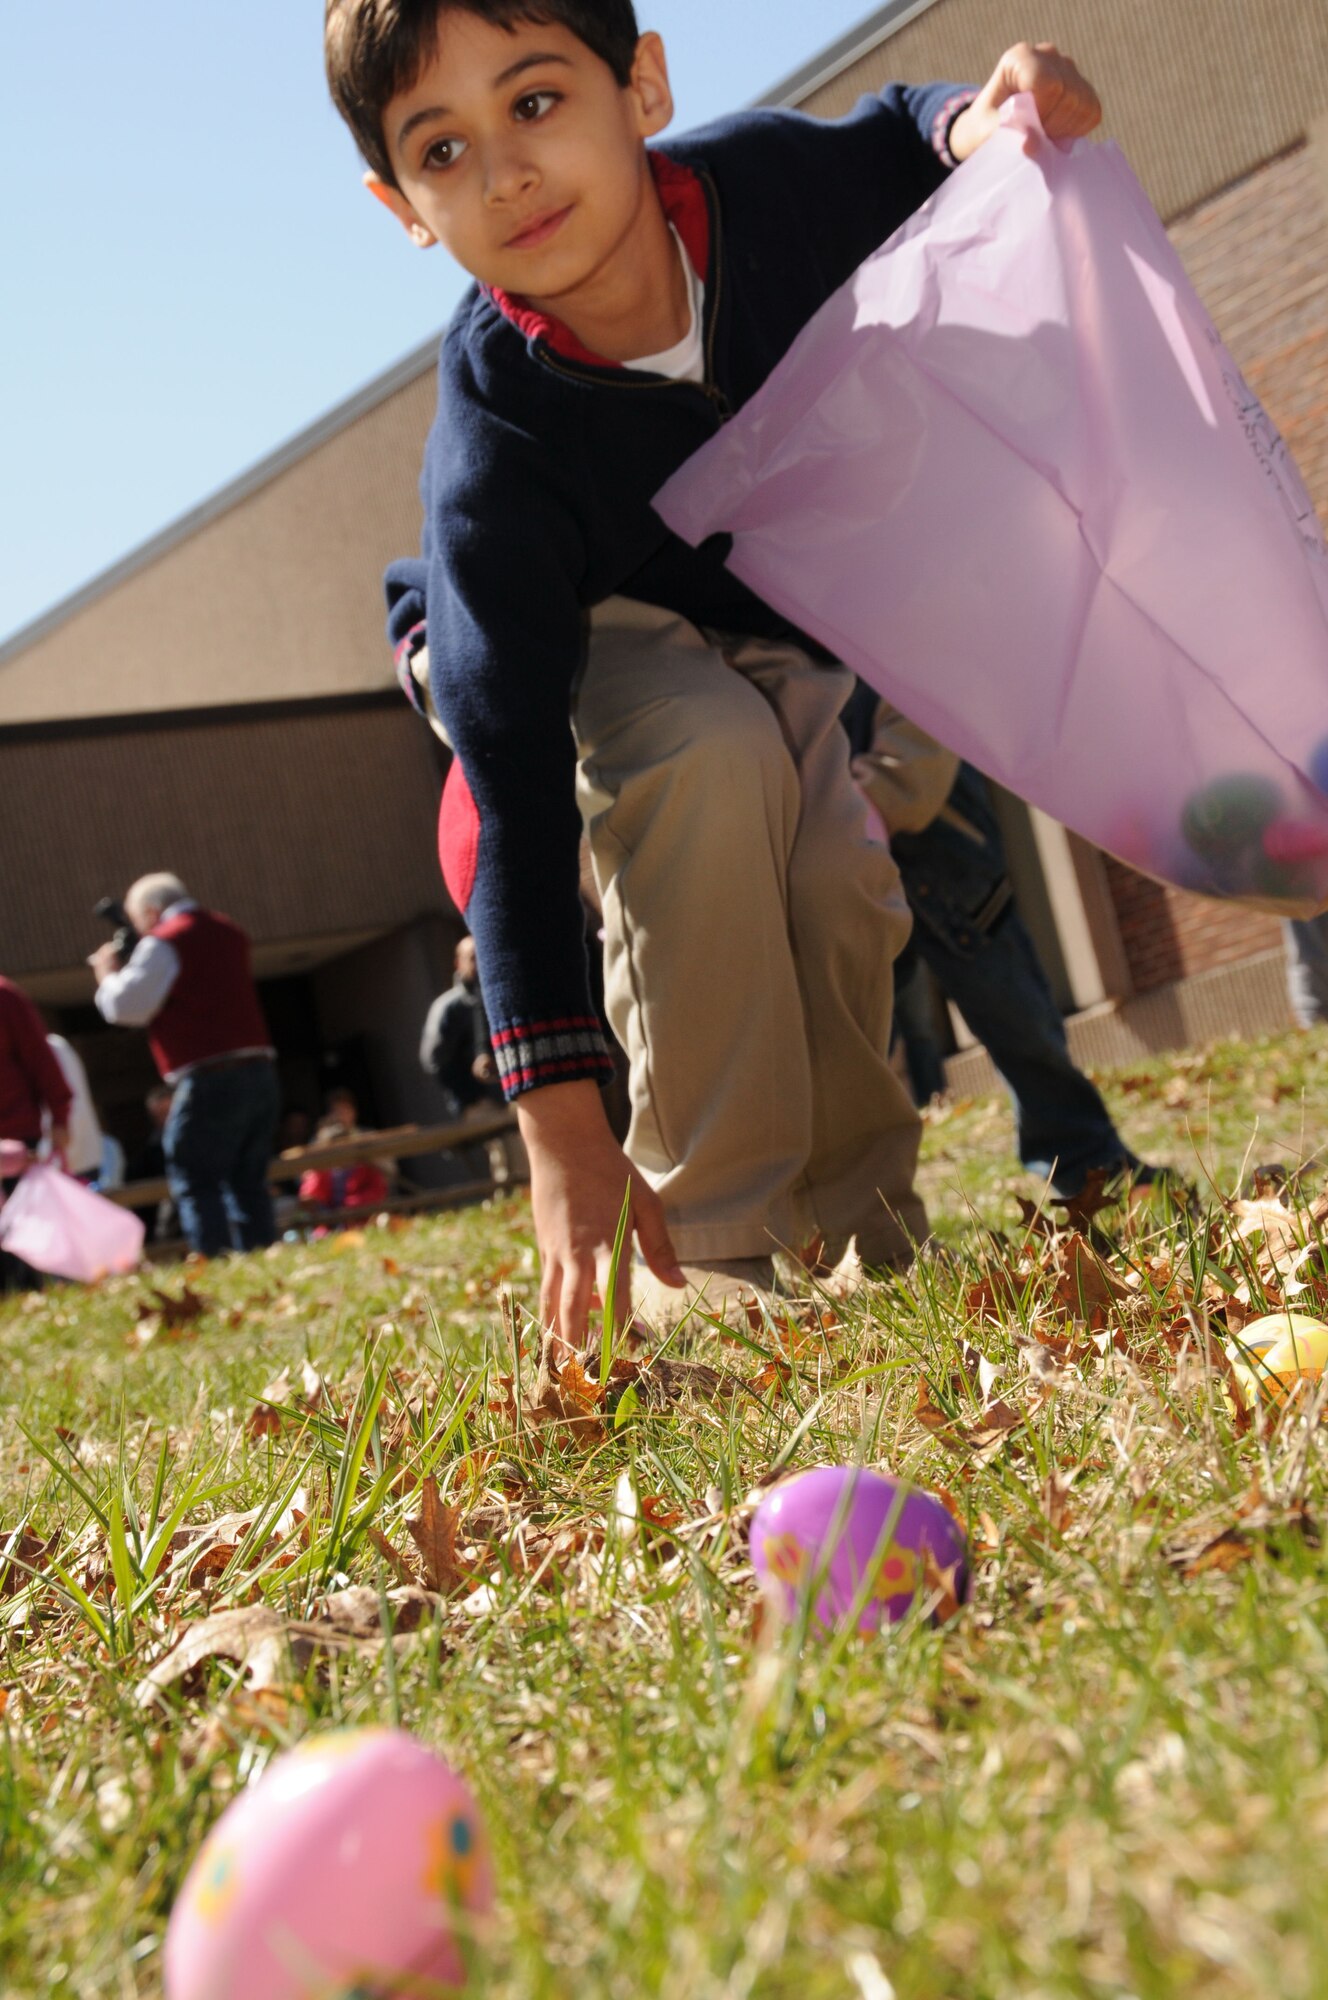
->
[298, 1089, 394, 1212]
[325, 1, 1100, 1350]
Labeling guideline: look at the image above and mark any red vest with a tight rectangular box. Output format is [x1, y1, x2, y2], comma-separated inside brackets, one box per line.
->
[147, 908, 271, 1079]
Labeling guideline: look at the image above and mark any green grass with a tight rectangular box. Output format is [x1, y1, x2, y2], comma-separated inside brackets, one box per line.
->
[4, 1029, 1328, 1998]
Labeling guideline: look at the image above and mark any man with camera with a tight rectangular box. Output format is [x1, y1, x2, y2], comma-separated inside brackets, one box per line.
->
[89, 874, 278, 1257]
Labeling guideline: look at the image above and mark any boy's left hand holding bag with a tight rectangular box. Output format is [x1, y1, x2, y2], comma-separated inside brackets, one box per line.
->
[947, 41, 1102, 158]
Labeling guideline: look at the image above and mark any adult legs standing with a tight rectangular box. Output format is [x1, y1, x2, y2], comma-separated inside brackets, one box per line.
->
[164, 1061, 279, 1256]
[224, 1061, 280, 1249]
[913, 911, 1138, 1196]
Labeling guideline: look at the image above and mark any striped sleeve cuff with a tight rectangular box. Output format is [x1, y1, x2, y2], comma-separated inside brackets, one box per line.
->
[931, 90, 977, 170]
[492, 1016, 615, 1100]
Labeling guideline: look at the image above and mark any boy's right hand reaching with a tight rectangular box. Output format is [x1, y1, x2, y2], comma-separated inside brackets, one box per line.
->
[517, 1079, 684, 1360]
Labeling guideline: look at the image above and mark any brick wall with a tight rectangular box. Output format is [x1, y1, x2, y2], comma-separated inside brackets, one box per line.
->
[1103, 140, 1328, 992]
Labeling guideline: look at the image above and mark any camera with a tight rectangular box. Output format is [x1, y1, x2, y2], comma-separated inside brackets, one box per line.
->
[93, 897, 139, 966]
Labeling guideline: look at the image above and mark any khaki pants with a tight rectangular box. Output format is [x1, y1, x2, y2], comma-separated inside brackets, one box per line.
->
[573, 598, 927, 1267]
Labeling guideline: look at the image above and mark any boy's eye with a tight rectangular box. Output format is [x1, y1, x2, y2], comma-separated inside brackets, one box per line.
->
[423, 134, 467, 171]
[512, 90, 560, 123]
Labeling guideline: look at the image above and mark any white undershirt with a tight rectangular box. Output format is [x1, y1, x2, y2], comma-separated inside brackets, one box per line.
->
[622, 228, 706, 384]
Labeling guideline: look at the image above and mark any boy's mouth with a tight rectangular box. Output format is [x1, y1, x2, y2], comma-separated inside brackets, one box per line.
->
[504, 205, 573, 251]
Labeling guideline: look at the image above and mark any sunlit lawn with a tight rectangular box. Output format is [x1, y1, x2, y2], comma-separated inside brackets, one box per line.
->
[4, 1028, 1328, 1998]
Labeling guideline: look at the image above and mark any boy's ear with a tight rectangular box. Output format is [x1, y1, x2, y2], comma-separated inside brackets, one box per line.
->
[629, 31, 674, 140]
[363, 171, 438, 248]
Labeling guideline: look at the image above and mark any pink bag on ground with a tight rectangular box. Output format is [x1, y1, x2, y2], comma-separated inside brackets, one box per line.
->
[656, 98, 1328, 914]
[0, 1165, 144, 1281]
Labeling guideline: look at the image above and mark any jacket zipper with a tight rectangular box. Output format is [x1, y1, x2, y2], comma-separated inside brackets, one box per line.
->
[533, 170, 730, 419]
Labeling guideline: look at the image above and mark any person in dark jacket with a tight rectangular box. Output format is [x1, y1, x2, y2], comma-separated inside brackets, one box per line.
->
[846, 684, 1160, 1198]
[421, 937, 526, 1185]
[0, 975, 72, 1292]
[325, 0, 1102, 1344]
[90, 873, 278, 1257]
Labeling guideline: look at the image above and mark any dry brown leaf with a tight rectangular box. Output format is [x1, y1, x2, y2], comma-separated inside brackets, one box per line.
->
[1179, 1529, 1256, 1577]
[1040, 1472, 1075, 1537]
[405, 1476, 472, 1595]
[187, 1543, 240, 1594]
[1050, 1168, 1117, 1232]
[915, 1379, 1022, 1463]
[0, 1527, 61, 1600]
[315, 1583, 443, 1636]
[1049, 1233, 1132, 1323]
[751, 1358, 793, 1398]
[363, 1525, 420, 1589]
[921, 1547, 965, 1626]
[500, 1520, 598, 1590]
[136, 1606, 326, 1705]
[135, 1283, 208, 1330]
[1231, 1196, 1301, 1254]
[136, 1585, 443, 1709]
[1167, 1494, 1317, 1577]
[525, 1345, 605, 1445]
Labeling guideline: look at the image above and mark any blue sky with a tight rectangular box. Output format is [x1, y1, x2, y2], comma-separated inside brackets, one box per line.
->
[0, 2, 891, 646]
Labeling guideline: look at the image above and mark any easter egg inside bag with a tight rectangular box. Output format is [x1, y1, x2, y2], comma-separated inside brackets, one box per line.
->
[1308, 736, 1328, 798]
[1179, 775, 1282, 863]
[165, 1729, 492, 2000]
[654, 98, 1328, 922]
[750, 1466, 968, 1633]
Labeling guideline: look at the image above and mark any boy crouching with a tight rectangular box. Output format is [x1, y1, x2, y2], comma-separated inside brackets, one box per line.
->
[324, 0, 1100, 1349]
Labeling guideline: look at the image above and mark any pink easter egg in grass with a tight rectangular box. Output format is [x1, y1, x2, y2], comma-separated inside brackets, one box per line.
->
[165, 1729, 492, 2000]
[751, 1467, 969, 1633]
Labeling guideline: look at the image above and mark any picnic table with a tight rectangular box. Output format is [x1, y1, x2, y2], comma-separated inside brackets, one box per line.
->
[103, 1106, 522, 1213]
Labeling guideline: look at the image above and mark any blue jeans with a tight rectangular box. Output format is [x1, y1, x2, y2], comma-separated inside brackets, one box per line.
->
[915, 908, 1138, 1195]
[163, 1060, 279, 1256]
[1284, 916, 1328, 1028]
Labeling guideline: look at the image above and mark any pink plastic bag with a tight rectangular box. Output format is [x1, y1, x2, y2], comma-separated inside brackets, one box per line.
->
[0, 1165, 144, 1281]
[656, 98, 1328, 914]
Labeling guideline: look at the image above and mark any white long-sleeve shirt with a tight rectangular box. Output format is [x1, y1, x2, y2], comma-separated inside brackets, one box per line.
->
[95, 931, 183, 1028]
[94, 900, 272, 1082]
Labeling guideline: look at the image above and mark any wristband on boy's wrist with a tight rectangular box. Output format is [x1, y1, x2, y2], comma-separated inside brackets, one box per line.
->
[932, 91, 978, 170]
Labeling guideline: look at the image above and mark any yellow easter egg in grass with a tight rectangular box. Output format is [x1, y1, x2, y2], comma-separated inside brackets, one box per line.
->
[1223, 1314, 1328, 1411]
[1261, 1321, 1328, 1401]
[1225, 1313, 1310, 1360]
[1224, 1361, 1264, 1415]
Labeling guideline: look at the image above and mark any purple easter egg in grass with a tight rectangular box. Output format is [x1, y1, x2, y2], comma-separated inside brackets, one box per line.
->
[751, 1467, 969, 1633]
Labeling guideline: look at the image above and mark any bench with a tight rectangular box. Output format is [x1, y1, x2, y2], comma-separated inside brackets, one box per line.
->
[104, 1106, 523, 1213]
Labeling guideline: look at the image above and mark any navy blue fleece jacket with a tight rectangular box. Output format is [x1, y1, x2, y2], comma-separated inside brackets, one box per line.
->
[385, 82, 972, 1100]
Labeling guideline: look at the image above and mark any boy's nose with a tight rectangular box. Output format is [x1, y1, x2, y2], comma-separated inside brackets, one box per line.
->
[481, 140, 539, 206]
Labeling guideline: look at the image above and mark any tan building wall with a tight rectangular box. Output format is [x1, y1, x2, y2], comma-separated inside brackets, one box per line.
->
[0, 358, 437, 725]
[800, 0, 1328, 226]
[1, 700, 449, 997]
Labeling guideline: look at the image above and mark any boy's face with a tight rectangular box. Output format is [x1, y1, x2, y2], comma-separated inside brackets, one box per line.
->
[369, 12, 673, 310]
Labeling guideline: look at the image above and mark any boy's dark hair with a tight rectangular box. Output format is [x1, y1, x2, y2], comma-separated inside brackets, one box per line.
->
[325, 0, 641, 186]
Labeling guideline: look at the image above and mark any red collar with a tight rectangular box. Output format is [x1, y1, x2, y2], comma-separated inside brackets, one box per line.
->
[486, 151, 710, 368]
